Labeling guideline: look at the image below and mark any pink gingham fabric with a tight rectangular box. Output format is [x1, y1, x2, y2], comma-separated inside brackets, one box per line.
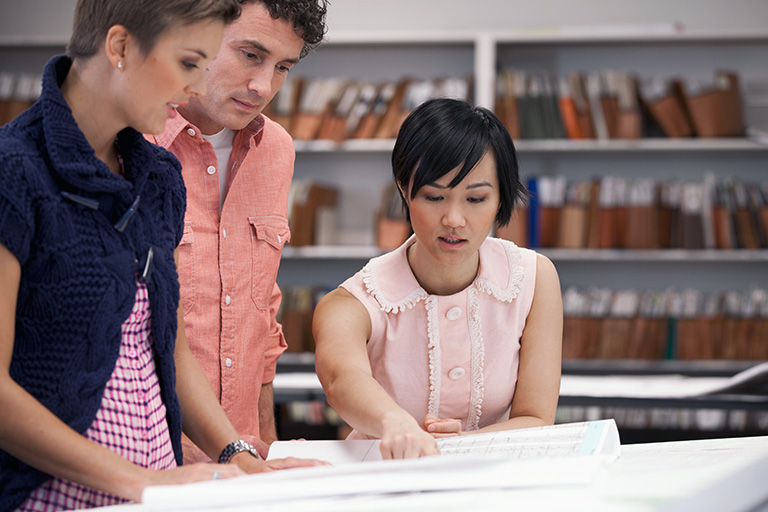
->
[17, 282, 176, 511]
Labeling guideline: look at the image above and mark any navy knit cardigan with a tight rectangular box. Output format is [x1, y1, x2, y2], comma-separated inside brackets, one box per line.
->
[0, 56, 186, 511]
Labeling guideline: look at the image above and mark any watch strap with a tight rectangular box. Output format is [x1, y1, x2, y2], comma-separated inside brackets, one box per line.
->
[218, 439, 261, 464]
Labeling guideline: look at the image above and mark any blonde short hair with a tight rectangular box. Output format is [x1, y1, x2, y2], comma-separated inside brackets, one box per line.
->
[67, 0, 241, 59]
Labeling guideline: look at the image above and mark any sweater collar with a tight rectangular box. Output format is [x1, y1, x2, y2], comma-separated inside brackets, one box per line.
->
[362, 236, 524, 313]
[41, 55, 152, 195]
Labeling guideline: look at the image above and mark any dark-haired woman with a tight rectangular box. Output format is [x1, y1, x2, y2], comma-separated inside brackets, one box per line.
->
[313, 98, 563, 460]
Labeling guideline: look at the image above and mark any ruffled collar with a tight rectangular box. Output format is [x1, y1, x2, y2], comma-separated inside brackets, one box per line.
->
[40, 56, 155, 197]
[362, 235, 524, 313]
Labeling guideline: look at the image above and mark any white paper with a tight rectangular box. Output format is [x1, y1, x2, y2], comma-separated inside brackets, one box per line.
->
[142, 454, 611, 511]
[143, 421, 620, 511]
[268, 419, 620, 465]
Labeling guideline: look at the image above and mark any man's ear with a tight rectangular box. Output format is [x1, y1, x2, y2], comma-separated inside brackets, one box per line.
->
[105, 25, 131, 70]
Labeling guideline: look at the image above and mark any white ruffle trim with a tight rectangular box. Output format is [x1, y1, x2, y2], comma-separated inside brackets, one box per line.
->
[425, 296, 441, 416]
[474, 240, 524, 302]
[362, 259, 428, 313]
[466, 288, 485, 430]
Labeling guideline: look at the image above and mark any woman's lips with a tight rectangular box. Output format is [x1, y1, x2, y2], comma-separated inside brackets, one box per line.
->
[439, 236, 467, 249]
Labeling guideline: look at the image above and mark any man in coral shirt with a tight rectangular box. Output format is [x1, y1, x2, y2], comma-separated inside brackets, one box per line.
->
[147, 0, 328, 462]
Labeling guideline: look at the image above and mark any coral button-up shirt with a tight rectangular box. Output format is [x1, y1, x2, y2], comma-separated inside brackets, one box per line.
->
[148, 114, 292, 453]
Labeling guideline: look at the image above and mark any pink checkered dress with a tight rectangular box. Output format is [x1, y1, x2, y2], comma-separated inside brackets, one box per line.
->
[17, 282, 177, 511]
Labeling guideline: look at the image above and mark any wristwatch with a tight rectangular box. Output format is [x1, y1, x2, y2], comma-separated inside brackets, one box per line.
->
[218, 440, 261, 464]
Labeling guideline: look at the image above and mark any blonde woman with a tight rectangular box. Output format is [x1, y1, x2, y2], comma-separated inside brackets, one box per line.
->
[0, 1, 319, 510]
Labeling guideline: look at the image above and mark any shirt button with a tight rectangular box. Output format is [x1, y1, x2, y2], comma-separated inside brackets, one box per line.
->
[448, 367, 465, 380]
[207, 165, 216, 175]
[225, 295, 231, 305]
[129, 349, 137, 358]
[187, 128, 196, 136]
[226, 357, 233, 368]
[277, 234, 281, 244]
[446, 307, 462, 321]
[222, 228, 227, 239]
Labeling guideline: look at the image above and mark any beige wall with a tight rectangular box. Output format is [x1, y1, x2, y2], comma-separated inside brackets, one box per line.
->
[2, 0, 768, 43]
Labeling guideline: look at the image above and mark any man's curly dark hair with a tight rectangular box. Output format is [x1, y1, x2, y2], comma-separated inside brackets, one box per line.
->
[240, 0, 328, 58]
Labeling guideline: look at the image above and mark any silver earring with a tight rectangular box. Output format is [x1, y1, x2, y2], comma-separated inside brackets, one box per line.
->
[117, 61, 123, 70]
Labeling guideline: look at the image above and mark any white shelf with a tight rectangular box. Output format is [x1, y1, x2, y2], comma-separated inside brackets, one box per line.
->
[538, 249, 768, 263]
[324, 31, 478, 45]
[491, 28, 768, 45]
[281, 245, 384, 260]
[294, 137, 768, 154]
[319, 28, 768, 47]
[293, 139, 396, 153]
[9, 28, 767, 49]
[515, 138, 768, 153]
[282, 246, 768, 263]
[0, 36, 69, 48]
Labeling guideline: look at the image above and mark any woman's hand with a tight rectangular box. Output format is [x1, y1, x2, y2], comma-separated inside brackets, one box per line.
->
[141, 454, 330, 499]
[379, 411, 440, 459]
[423, 413, 463, 438]
[145, 462, 244, 490]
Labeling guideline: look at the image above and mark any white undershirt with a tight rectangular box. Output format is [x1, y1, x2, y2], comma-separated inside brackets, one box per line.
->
[202, 127, 236, 212]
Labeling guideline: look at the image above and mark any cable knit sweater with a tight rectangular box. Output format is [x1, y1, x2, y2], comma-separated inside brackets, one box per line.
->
[0, 56, 186, 511]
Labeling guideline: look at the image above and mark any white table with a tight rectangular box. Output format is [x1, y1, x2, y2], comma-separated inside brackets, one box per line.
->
[93, 435, 768, 512]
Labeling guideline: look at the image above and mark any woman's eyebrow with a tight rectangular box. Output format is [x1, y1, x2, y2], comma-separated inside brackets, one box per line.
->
[425, 181, 493, 189]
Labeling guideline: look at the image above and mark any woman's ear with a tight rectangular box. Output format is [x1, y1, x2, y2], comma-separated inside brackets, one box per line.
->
[105, 25, 130, 71]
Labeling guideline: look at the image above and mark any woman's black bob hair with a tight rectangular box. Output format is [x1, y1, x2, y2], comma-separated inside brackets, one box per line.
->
[392, 97, 526, 227]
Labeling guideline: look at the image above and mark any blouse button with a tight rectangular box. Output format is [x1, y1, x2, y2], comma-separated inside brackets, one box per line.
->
[207, 165, 216, 175]
[225, 357, 233, 368]
[448, 367, 465, 380]
[446, 307, 462, 321]
[187, 128, 196, 136]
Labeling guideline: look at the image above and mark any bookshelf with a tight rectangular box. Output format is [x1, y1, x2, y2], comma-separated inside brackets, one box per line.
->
[278, 29, 768, 371]
[2, 2, 766, 446]
[1, 22, 765, 349]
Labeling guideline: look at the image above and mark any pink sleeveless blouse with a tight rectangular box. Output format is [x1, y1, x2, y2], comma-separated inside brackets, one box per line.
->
[341, 236, 537, 437]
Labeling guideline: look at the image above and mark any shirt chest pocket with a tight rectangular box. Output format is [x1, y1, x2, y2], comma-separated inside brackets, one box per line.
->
[249, 218, 290, 310]
[177, 222, 197, 315]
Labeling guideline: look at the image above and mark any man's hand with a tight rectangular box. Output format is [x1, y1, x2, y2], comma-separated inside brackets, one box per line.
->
[231, 451, 330, 473]
[240, 434, 270, 460]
